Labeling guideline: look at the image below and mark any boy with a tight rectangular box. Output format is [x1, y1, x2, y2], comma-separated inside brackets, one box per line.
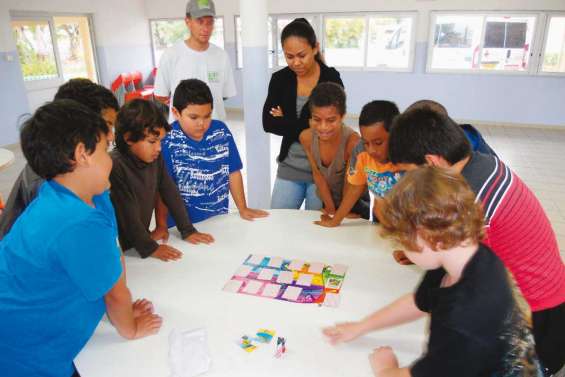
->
[0, 100, 161, 376]
[388, 108, 565, 375]
[110, 99, 212, 262]
[323, 166, 542, 377]
[0, 78, 119, 238]
[155, 79, 267, 238]
[315, 100, 403, 227]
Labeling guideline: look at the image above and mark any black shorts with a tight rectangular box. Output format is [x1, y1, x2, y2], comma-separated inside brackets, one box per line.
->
[532, 301, 565, 375]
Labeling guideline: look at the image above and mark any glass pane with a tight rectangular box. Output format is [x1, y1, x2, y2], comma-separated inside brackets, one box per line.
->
[366, 16, 413, 69]
[324, 17, 366, 67]
[480, 16, 536, 71]
[276, 17, 315, 67]
[235, 16, 273, 69]
[150, 18, 224, 66]
[11, 19, 59, 81]
[542, 16, 565, 73]
[53, 16, 98, 82]
[431, 15, 484, 70]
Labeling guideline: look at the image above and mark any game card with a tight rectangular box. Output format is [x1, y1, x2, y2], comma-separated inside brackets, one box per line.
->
[261, 283, 281, 298]
[295, 273, 313, 287]
[247, 254, 266, 265]
[234, 265, 252, 278]
[223, 279, 244, 293]
[281, 286, 302, 301]
[331, 264, 348, 276]
[288, 259, 305, 271]
[307, 262, 325, 274]
[243, 280, 263, 294]
[257, 268, 275, 281]
[323, 292, 341, 308]
[276, 271, 294, 284]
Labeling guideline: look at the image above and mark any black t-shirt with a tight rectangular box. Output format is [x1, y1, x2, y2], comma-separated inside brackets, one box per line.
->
[411, 244, 541, 377]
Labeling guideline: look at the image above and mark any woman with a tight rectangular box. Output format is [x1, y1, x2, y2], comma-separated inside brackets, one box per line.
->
[263, 18, 344, 210]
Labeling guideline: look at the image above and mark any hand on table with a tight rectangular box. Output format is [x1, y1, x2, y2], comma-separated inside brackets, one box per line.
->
[314, 214, 340, 228]
[185, 231, 215, 245]
[132, 298, 154, 318]
[269, 106, 283, 117]
[239, 207, 269, 221]
[392, 250, 413, 265]
[369, 346, 399, 376]
[150, 226, 169, 243]
[133, 312, 163, 339]
[151, 245, 183, 261]
[322, 321, 365, 345]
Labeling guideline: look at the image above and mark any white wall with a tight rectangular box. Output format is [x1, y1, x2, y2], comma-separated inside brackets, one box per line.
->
[145, 0, 565, 127]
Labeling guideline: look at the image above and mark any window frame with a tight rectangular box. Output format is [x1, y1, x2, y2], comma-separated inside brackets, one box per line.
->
[149, 15, 226, 67]
[537, 12, 565, 76]
[426, 10, 543, 75]
[10, 11, 100, 90]
[234, 14, 276, 70]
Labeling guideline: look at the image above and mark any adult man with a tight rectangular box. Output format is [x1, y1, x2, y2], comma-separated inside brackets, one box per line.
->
[154, 0, 236, 122]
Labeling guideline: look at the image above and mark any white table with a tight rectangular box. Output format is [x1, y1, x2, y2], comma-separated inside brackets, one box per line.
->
[75, 210, 426, 377]
[0, 148, 15, 171]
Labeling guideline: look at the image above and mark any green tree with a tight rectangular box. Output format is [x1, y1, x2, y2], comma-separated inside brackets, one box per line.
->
[325, 19, 364, 48]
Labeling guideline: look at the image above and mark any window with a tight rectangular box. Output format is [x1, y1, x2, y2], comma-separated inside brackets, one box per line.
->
[11, 15, 98, 82]
[429, 13, 537, 72]
[541, 15, 565, 73]
[235, 16, 273, 69]
[323, 16, 366, 68]
[149, 17, 225, 66]
[366, 15, 414, 69]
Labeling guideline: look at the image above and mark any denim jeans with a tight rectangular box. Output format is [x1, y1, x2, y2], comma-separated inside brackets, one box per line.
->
[270, 177, 322, 210]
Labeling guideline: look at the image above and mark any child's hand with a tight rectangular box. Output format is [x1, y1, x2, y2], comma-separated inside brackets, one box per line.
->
[133, 312, 163, 339]
[151, 245, 183, 261]
[321, 207, 336, 216]
[185, 232, 215, 244]
[322, 322, 365, 344]
[132, 299, 154, 318]
[239, 207, 269, 221]
[392, 250, 413, 265]
[269, 106, 283, 117]
[369, 346, 399, 375]
[314, 214, 340, 228]
[150, 226, 169, 243]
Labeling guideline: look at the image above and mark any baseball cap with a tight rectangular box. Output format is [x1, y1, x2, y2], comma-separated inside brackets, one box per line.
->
[186, 0, 216, 18]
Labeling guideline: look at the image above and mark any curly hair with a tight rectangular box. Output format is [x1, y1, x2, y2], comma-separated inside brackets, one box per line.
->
[114, 99, 170, 154]
[309, 82, 346, 115]
[54, 78, 119, 113]
[20, 99, 108, 179]
[380, 166, 484, 252]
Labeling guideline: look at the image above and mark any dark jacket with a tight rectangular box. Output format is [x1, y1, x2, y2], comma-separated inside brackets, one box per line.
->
[262, 64, 343, 163]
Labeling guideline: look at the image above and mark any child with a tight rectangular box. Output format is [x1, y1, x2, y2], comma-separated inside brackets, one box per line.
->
[323, 166, 542, 377]
[0, 100, 161, 376]
[110, 99, 212, 262]
[315, 100, 403, 227]
[155, 78, 267, 237]
[388, 108, 565, 374]
[0, 78, 120, 238]
[299, 82, 364, 217]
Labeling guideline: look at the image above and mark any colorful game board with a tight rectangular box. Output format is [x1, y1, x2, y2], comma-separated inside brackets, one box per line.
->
[223, 254, 348, 307]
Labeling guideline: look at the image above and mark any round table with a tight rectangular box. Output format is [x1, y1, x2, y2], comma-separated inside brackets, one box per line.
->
[0, 148, 15, 171]
[75, 210, 426, 376]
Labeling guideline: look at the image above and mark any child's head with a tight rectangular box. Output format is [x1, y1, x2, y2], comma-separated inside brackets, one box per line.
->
[388, 107, 471, 168]
[380, 166, 484, 269]
[358, 100, 399, 163]
[405, 99, 448, 117]
[308, 82, 346, 141]
[115, 99, 171, 163]
[172, 79, 213, 142]
[54, 78, 120, 135]
[20, 99, 112, 194]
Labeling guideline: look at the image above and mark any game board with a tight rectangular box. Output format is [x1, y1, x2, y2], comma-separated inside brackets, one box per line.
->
[222, 254, 348, 307]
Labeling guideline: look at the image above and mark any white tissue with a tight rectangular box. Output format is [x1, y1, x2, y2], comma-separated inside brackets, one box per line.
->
[169, 328, 211, 377]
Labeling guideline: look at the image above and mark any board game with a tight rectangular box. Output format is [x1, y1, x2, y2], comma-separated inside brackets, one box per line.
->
[222, 254, 348, 307]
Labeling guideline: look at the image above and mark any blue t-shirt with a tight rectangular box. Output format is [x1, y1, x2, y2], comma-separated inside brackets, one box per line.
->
[0, 180, 122, 377]
[162, 120, 243, 223]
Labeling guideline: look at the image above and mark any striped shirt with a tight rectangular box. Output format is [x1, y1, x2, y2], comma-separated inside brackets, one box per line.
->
[461, 152, 565, 312]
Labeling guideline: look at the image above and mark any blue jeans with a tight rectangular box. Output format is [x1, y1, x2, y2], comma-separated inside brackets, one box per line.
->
[270, 177, 322, 210]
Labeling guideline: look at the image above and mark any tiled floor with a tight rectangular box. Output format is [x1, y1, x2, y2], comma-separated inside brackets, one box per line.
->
[1, 110, 564, 262]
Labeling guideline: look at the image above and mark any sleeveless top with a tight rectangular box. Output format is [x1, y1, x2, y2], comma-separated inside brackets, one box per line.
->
[311, 125, 355, 206]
